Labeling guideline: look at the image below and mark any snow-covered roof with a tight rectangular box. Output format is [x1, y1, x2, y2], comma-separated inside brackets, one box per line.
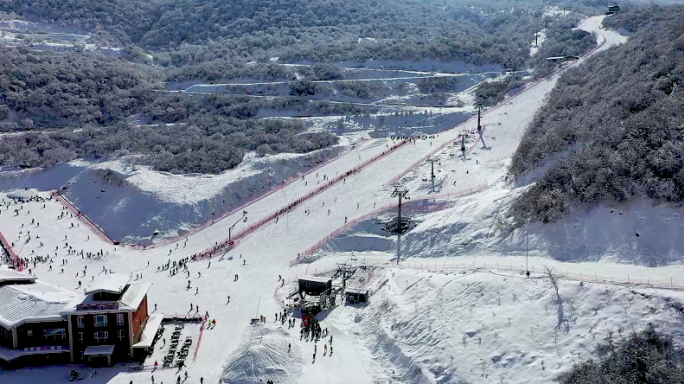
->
[119, 283, 151, 310]
[132, 313, 164, 349]
[85, 274, 130, 295]
[63, 282, 150, 313]
[0, 268, 36, 285]
[84, 345, 115, 356]
[0, 280, 79, 328]
[298, 275, 331, 284]
[345, 288, 369, 295]
[0, 344, 69, 361]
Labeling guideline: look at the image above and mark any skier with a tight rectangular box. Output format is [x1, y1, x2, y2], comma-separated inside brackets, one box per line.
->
[243, 259, 246, 266]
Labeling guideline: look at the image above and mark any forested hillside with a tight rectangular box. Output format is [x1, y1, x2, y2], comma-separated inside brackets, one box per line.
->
[0, 47, 156, 128]
[559, 326, 684, 383]
[510, 6, 684, 224]
[0, 0, 607, 74]
[0, 0, 639, 176]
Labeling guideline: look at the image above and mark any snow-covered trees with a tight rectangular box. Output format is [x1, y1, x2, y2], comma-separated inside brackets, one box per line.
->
[559, 325, 684, 384]
[474, 75, 524, 107]
[0, 118, 338, 174]
[532, 16, 597, 79]
[510, 6, 684, 224]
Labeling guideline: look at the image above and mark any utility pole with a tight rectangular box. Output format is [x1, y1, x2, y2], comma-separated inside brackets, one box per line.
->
[426, 157, 439, 193]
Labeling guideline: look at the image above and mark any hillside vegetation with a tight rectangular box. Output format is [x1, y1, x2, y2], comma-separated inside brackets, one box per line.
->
[510, 6, 684, 224]
[559, 325, 684, 383]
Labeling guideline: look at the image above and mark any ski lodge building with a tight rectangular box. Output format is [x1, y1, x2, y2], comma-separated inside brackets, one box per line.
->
[0, 269, 159, 368]
[298, 276, 332, 296]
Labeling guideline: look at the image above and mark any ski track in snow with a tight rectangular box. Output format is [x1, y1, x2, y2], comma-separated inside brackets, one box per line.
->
[0, 16, 648, 384]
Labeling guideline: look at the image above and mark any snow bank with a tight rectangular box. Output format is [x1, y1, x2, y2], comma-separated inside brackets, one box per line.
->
[5, 188, 41, 200]
[321, 182, 684, 267]
[326, 267, 684, 384]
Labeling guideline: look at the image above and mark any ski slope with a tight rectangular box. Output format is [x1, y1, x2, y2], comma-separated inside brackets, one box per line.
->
[0, 16, 637, 384]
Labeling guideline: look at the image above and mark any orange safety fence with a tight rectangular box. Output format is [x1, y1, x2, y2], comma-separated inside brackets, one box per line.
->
[0, 229, 24, 271]
[51, 191, 116, 245]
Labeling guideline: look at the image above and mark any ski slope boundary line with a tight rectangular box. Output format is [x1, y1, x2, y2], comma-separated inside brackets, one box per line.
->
[193, 318, 207, 362]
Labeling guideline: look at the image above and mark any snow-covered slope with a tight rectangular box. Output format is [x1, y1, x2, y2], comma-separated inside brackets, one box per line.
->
[324, 267, 684, 384]
[1, 15, 670, 384]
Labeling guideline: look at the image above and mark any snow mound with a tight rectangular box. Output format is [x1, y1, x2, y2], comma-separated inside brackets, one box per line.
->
[222, 327, 305, 384]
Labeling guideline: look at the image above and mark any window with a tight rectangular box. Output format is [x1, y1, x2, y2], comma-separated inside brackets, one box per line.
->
[117, 314, 124, 327]
[94, 331, 108, 343]
[78, 332, 84, 342]
[118, 329, 126, 341]
[94, 315, 108, 328]
[44, 328, 66, 340]
[27, 330, 33, 338]
[77, 316, 84, 329]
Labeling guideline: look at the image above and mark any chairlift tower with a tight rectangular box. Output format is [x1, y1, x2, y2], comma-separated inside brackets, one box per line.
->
[460, 135, 466, 159]
[390, 186, 410, 265]
[477, 107, 482, 133]
[426, 157, 439, 193]
[391, 186, 410, 233]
